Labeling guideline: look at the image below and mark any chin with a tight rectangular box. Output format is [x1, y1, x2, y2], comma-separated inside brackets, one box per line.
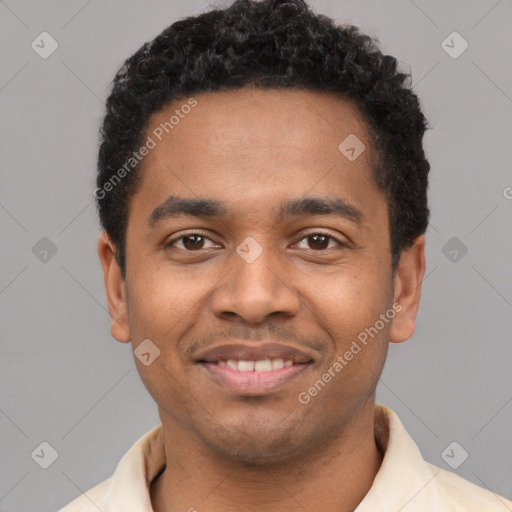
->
[210, 435, 300, 468]
[199, 414, 315, 468]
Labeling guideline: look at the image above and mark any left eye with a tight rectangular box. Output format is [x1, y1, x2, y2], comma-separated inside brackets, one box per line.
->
[296, 234, 341, 250]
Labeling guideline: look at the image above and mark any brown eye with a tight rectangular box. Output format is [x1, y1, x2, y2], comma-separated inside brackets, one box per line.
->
[181, 235, 205, 250]
[307, 234, 330, 250]
[166, 233, 218, 251]
[295, 233, 342, 251]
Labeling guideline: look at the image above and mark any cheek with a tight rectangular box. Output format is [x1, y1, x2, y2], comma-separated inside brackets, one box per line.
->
[126, 270, 200, 414]
[300, 264, 389, 341]
[134, 356, 203, 430]
[299, 266, 392, 400]
[125, 265, 223, 386]
[127, 265, 203, 337]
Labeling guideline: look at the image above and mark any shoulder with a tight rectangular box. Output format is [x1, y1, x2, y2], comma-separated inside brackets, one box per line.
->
[370, 405, 512, 511]
[58, 424, 165, 511]
[429, 463, 512, 511]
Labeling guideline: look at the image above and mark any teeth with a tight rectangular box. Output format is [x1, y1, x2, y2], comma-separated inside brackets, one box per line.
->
[238, 360, 255, 372]
[217, 358, 294, 371]
[272, 358, 284, 369]
[254, 359, 272, 372]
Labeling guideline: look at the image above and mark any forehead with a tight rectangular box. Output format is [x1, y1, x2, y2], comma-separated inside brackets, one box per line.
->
[132, 87, 384, 222]
[148, 87, 372, 159]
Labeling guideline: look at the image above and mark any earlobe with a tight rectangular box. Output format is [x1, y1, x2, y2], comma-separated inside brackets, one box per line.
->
[389, 235, 426, 344]
[97, 232, 131, 343]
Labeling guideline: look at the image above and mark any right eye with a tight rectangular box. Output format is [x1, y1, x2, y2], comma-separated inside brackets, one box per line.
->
[165, 233, 220, 251]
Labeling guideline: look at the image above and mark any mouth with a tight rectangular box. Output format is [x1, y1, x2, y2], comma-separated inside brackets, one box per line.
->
[196, 343, 314, 395]
[209, 358, 296, 371]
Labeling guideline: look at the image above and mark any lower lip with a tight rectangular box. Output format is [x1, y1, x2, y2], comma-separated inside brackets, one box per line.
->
[199, 362, 310, 395]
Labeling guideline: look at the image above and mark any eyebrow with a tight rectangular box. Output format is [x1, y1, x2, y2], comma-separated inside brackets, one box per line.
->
[148, 196, 228, 227]
[147, 195, 364, 227]
[275, 196, 364, 224]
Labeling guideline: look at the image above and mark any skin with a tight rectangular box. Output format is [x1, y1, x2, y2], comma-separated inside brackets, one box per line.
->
[98, 87, 425, 512]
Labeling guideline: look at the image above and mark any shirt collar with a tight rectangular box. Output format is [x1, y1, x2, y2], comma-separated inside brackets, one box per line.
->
[356, 404, 443, 511]
[104, 422, 166, 510]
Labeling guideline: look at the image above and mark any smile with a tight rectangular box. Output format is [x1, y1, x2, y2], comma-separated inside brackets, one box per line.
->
[195, 342, 315, 394]
[215, 358, 293, 371]
[198, 360, 311, 395]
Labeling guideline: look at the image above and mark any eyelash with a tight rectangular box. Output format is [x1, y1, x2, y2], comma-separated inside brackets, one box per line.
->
[165, 231, 345, 251]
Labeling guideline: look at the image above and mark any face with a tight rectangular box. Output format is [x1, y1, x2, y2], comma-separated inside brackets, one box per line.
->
[99, 88, 425, 464]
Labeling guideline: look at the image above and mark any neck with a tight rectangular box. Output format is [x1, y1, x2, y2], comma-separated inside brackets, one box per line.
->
[151, 401, 383, 512]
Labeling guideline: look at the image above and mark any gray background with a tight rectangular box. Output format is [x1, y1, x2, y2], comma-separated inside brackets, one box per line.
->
[1, 0, 511, 510]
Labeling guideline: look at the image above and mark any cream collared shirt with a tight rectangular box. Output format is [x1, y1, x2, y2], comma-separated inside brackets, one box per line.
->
[59, 405, 512, 511]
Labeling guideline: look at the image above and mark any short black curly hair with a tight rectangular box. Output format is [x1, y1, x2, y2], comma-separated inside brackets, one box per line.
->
[96, 0, 430, 277]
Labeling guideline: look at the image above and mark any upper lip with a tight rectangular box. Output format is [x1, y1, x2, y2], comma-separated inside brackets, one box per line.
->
[196, 342, 314, 364]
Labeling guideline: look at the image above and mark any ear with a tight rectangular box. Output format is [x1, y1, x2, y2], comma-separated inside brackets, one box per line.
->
[389, 235, 426, 344]
[97, 232, 131, 343]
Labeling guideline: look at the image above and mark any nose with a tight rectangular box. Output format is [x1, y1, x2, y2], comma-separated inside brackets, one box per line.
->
[211, 244, 300, 324]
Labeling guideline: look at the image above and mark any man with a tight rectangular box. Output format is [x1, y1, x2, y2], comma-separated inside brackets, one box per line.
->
[60, 0, 512, 510]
